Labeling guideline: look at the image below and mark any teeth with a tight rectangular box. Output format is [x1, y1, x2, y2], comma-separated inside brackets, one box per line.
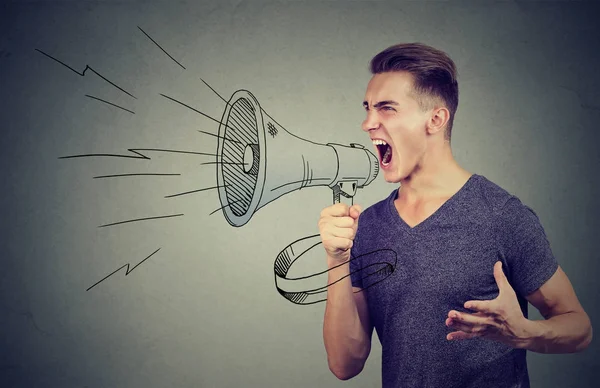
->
[372, 139, 388, 146]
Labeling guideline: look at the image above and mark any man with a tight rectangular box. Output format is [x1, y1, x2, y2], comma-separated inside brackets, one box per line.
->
[318, 43, 592, 387]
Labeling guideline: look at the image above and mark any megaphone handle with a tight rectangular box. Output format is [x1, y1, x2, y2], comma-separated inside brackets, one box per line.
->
[334, 192, 354, 206]
[332, 185, 354, 206]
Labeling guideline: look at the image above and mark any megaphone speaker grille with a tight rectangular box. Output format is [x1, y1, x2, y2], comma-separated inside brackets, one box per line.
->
[217, 90, 266, 226]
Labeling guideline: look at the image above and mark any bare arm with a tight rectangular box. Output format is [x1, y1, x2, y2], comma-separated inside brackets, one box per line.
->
[523, 266, 593, 353]
[319, 203, 373, 380]
[323, 259, 373, 380]
[447, 263, 593, 354]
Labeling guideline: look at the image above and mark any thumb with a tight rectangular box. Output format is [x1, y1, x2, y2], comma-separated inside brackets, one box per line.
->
[349, 204, 362, 220]
[493, 261, 510, 290]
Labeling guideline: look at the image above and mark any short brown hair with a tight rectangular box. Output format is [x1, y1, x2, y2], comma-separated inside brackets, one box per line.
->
[370, 43, 459, 140]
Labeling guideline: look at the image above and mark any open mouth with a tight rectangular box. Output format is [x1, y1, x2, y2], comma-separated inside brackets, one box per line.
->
[373, 139, 392, 166]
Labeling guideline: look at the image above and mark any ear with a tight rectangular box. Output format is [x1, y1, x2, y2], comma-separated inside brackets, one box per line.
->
[426, 106, 450, 135]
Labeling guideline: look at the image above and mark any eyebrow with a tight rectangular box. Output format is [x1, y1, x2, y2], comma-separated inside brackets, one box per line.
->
[362, 100, 399, 109]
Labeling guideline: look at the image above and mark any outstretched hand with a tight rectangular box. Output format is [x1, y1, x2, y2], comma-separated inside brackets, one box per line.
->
[446, 261, 534, 349]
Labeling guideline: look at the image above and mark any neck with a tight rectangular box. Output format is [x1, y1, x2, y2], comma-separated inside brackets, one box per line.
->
[398, 140, 471, 202]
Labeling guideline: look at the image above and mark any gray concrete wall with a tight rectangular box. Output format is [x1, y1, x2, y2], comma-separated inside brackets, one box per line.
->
[1, 1, 598, 387]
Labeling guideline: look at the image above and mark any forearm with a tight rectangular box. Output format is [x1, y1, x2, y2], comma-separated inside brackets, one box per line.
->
[323, 258, 371, 379]
[523, 311, 593, 353]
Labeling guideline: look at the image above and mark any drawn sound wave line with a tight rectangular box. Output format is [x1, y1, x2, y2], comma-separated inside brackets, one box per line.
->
[165, 184, 229, 199]
[85, 94, 135, 114]
[200, 78, 228, 104]
[198, 130, 242, 144]
[94, 173, 181, 179]
[209, 199, 244, 216]
[86, 248, 161, 291]
[137, 26, 186, 70]
[161, 94, 247, 148]
[159, 93, 241, 135]
[35, 48, 136, 99]
[58, 148, 216, 160]
[98, 213, 184, 228]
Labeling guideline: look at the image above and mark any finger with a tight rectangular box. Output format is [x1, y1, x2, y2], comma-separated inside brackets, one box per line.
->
[464, 300, 494, 314]
[324, 236, 353, 251]
[322, 203, 350, 217]
[493, 261, 512, 291]
[448, 320, 487, 335]
[349, 204, 362, 219]
[447, 331, 478, 341]
[449, 310, 496, 327]
[329, 227, 355, 240]
[330, 216, 355, 228]
[446, 317, 477, 333]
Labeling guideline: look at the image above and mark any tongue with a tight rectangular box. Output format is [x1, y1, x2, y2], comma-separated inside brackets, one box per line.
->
[382, 145, 392, 164]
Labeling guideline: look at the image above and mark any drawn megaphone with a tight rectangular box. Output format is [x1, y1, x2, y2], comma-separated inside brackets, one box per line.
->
[216, 89, 379, 226]
[215, 89, 394, 306]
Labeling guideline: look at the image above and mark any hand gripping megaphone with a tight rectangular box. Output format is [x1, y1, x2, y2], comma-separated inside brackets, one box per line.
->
[216, 90, 396, 305]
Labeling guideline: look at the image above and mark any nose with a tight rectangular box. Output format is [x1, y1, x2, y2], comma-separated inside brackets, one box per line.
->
[361, 110, 379, 132]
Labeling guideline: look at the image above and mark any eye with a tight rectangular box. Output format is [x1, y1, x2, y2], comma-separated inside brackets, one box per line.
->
[380, 106, 396, 112]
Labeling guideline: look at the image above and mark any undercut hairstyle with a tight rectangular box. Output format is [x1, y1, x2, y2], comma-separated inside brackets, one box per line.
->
[370, 43, 459, 140]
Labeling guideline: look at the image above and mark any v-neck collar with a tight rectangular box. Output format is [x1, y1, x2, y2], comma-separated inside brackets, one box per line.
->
[387, 174, 478, 233]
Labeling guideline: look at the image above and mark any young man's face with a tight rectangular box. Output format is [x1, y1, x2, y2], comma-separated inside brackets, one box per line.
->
[362, 71, 433, 183]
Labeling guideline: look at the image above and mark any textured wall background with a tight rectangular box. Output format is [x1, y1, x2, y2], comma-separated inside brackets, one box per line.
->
[1, 1, 598, 387]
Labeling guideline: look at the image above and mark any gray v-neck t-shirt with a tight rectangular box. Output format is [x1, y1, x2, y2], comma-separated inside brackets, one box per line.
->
[349, 174, 558, 388]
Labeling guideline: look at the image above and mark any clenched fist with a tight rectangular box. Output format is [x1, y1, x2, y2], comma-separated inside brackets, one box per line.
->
[318, 203, 362, 264]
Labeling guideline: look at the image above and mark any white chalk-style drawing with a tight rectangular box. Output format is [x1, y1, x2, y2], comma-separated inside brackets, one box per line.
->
[214, 89, 399, 304]
[274, 236, 398, 305]
[39, 25, 397, 300]
[215, 89, 379, 226]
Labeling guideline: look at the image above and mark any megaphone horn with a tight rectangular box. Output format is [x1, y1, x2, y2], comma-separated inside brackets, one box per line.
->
[216, 90, 379, 226]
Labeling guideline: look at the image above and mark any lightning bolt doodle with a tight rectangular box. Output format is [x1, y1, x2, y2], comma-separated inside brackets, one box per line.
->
[87, 248, 161, 291]
[35, 48, 137, 99]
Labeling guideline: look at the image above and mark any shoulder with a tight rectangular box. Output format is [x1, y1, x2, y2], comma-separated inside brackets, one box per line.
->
[461, 175, 544, 237]
[473, 175, 547, 245]
[471, 174, 518, 213]
[481, 176, 538, 218]
[470, 174, 538, 218]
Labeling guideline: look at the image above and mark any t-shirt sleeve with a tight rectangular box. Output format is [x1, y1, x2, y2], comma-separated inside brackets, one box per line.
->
[496, 197, 559, 297]
[349, 226, 364, 289]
